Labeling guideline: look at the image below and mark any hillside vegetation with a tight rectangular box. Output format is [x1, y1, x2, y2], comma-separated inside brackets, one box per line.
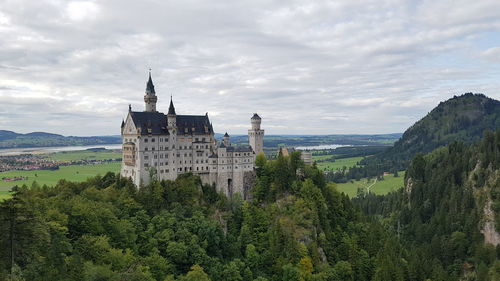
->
[0, 152, 409, 281]
[333, 93, 500, 182]
[354, 129, 500, 280]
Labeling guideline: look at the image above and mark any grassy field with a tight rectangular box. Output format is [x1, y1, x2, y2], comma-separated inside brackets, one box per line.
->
[311, 155, 335, 161]
[0, 162, 121, 189]
[335, 171, 405, 198]
[42, 150, 121, 162]
[314, 156, 364, 171]
[0, 150, 122, 201]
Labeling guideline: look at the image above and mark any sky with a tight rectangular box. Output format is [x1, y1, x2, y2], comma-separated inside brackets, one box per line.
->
[0, 0, 500, 136]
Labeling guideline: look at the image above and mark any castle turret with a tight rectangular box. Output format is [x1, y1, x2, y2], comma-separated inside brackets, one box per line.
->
[144, 72, 157, 112]
[167, 96, 176, 129]
[248, 113, 264, 155]
[223, 132, 230, 147]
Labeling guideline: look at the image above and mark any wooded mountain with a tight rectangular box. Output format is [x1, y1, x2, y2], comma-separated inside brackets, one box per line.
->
[332, 93, 500, 182]
[0, 130, 121, 149]
[379, 93, 499, 168]
[354, 129, 500, 280]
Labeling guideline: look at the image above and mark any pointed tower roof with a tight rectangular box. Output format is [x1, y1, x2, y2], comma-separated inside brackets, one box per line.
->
[224, 132, 229, 137]
[252, 113, 261, 120]
[145, 71, 155, 95]
[168, 96, 176, 115]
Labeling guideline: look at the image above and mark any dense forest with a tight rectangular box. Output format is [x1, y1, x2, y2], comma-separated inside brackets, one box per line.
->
[354, 129, 500, 280]
[0, 152, 385, 281]
[330, 93, 500, 182]
[1, 130, 499, 280]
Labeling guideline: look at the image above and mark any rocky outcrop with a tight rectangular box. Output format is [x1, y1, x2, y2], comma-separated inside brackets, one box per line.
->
[481, 199, 500, 246]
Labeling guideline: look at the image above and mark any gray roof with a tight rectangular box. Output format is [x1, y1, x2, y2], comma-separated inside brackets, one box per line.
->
[168, 97, 176, 115]
[146, 73, 155, 95]
[129, 111, 168, 135]
[128, 111, 213, 136]
[177, 115, 213, 135]
[226, 146, 253, 152]
[251, 113, 261, 120]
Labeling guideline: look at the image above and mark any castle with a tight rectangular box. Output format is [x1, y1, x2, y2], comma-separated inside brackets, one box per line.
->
[120, 73, 264, 197]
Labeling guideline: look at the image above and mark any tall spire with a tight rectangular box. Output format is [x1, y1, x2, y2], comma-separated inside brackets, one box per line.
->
[145, 70, 155, 95]
[144, 70, 158, 112]
[168, 95, 176, 115]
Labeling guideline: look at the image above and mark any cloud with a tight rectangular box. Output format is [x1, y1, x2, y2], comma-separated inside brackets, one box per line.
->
[0, 0, 499, 136]
[65, 1, 100, 22]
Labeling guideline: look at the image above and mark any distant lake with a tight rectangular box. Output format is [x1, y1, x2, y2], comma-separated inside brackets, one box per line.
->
[0, 144, 123, 156]
[294, 144, 350, 150]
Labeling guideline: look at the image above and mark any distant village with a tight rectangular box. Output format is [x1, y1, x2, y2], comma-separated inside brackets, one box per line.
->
[0, 154, 121, 182]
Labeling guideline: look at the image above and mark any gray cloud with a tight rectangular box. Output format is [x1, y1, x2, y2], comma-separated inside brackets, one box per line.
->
[0, 0, 499, 136]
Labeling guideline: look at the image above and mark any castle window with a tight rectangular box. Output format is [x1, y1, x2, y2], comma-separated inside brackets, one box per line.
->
[202, 138, 205, 142]
[197, 167, 199, 171]
[152, 147, 155, 151]
[144, 155, 148, 160]
[152, 138, 155, 142]
[166, 169, 169, 173]
[145, 147, 148, 151]
[145, 163, 149, 167]
[154, 155, 157, 159]
[145, 138, 148, 143]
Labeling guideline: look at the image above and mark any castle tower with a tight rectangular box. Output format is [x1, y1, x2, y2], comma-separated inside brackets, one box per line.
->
[144, 72, 157, 112]
[248, 113, 264, 155]
[223, 132, 230, 147]
[167, 96, 176, 128]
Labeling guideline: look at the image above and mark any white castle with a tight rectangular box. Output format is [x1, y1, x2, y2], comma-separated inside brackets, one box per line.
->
[120, 73, 264, 198]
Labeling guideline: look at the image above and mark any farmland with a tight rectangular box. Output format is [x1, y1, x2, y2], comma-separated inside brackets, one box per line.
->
[335, 171, 405, 198]
[313, 156, 365, 171]
[0, 150, 121, 200]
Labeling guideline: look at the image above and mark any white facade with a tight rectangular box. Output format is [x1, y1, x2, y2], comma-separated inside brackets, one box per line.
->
[120, 74, 264, 197]
[248, 113, 264, 155]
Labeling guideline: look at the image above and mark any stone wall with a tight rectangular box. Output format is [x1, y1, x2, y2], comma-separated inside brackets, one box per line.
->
[242, 170, 256, 200]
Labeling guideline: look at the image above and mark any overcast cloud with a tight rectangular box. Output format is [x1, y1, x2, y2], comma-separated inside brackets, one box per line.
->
[0, 0, 499, 136]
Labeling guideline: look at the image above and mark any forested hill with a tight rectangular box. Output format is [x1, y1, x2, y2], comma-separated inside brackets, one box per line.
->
[0, 151, 411, 280]
[354, 129, 500, 280]
[382, 93, 499, 167]
[0, 130, 121, 148]
[348, 93, 500, 179]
